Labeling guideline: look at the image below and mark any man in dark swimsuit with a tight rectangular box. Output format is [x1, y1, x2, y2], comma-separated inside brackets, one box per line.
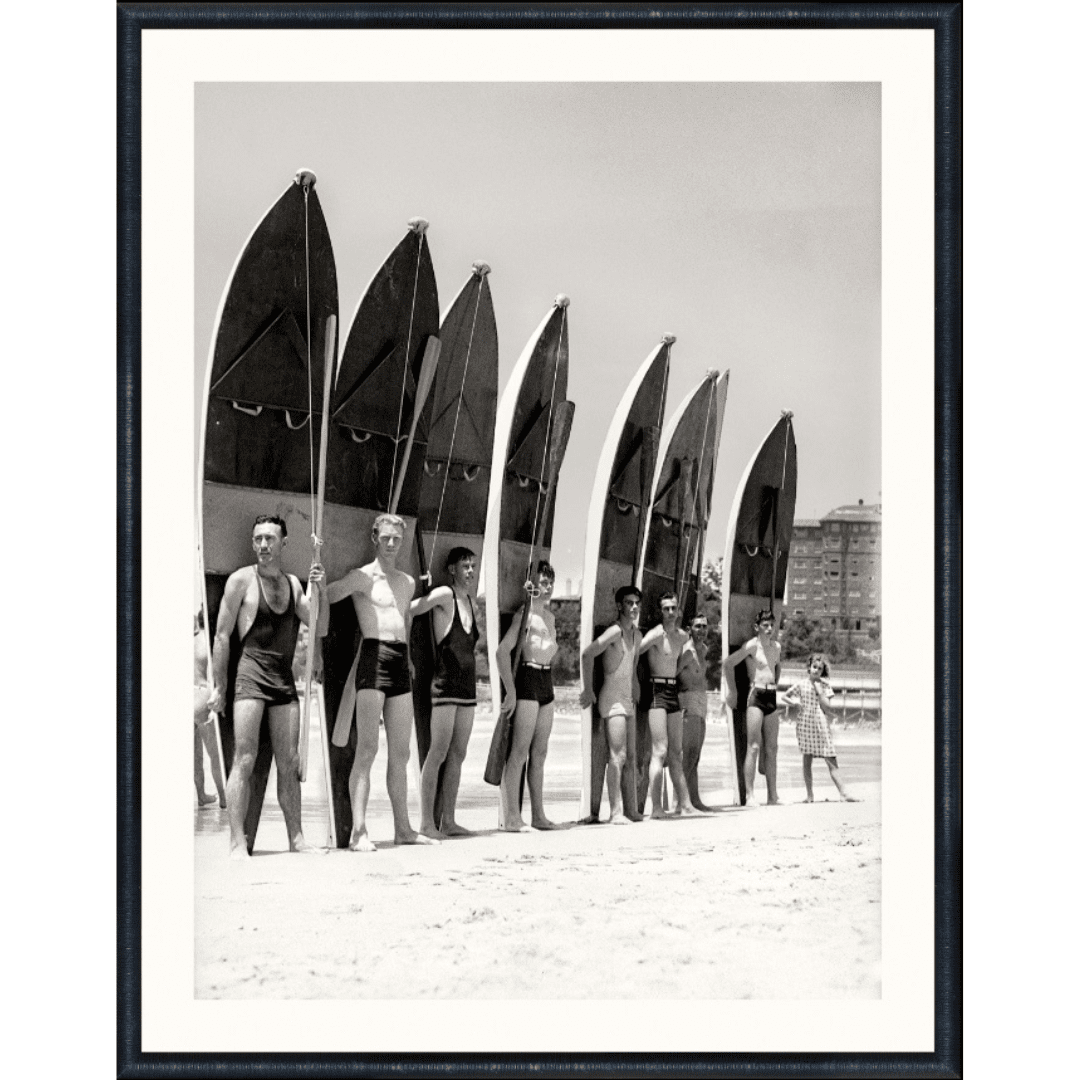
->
[410, 546, 480, 839]
[208, 515, 325, 859]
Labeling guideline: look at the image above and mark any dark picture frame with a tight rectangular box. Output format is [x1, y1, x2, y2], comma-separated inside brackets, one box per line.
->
[118, 3, 960, 1077]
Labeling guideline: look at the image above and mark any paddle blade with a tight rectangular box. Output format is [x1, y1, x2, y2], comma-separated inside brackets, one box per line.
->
[414, 335, 441, 416]
[545, 399, 575, 484]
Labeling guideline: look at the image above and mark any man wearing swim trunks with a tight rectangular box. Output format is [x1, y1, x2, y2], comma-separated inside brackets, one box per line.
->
[410, 546, 480, 839]
[677, 613, 712, 812]
[495, 560, 560, 832]
[325, 514, 437, 851]
[638, 593, 696, 817]
[579, 584, 642, 825]
[208, 515, 325, 859]
[723, 609, 782, 806]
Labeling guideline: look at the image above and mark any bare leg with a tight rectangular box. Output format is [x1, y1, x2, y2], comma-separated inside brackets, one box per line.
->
[194, 724, 215, 805]
[440, 706, 475, 836]
[528, 703, 557, 828]
[743, 706, 764, 806]
[605, 713, 629, 823]
[265, 703, 323, 853]
[226, 699, 266, 858]
[802, 754, 814, 802]
[647, 708, 670, 818]
[826, 756, 858, 800]
[501, 699, 538, 831]
[348, 691, 382, 851]
[682, 713, 709, 811]
[666, 711, 697, 813]
[201, 719, 227, 806]
[762, 711, 781, 804]
[420, 703, 456, 838]
[384, 693, 437, 845]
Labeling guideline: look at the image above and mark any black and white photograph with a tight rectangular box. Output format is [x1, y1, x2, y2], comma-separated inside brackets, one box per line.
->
[135, 21, 938, 1058]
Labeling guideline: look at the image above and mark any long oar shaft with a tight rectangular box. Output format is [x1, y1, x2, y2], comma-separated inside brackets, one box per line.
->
[389, 335, 442, 514]
[300, 314, 336, 782]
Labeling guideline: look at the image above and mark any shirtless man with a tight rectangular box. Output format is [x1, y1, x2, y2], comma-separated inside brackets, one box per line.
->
[638, 593, 695, 817]
[325, 514, 436, 850]
[208, 515, 325, 859]
[579, 585, 642, 825]
[723, 609, 783, 806]
[410, 546, 480, 839]
[677, 613, 712, 812]
[495, 560, 559, 832]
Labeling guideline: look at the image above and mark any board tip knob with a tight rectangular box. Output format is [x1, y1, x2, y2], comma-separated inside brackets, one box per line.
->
[294, 168, 317, 190]
[662, 333, 677, 345]
[407, 217, 429, 235]
[554, 293, 570, 309]
[472, 261, 491, 278]
[781, 409, 794, 419]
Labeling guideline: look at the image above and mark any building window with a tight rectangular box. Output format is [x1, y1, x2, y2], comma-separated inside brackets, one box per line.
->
[856, 619, 862, 630]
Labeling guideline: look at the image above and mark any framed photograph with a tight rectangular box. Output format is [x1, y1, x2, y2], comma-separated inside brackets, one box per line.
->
[119, 3, 959, 1076]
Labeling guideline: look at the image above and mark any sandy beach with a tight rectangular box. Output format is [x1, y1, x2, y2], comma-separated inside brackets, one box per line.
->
[195, 694, 880, 999]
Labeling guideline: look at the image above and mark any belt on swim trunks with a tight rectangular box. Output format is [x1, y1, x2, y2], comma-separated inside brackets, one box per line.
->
[651, 677, 677, 684]
[523, 661, 551, 670]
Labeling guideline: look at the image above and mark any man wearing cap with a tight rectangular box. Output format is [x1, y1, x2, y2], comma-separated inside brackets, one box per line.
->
[638, 593, 695, 817]
[579, 584, 643, 824]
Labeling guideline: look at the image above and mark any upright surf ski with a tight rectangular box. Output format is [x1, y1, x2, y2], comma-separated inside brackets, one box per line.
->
[412, 263, 499, 825]
[577, 335, 673, 822]
[198, 169, 339, 852]
[482, 296, 575, 814]
[321, 219, 441, 848]
[633, 369, 729, 812]
[721, 411, 797, 805]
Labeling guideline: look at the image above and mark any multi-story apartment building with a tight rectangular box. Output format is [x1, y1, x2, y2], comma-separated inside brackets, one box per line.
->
[785, 500, 881, 644]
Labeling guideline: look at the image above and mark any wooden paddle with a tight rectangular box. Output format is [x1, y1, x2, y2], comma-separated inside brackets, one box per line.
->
[299, 314, 336, 783]
[390, 335, 442, 514]
[633, 424, 661, 579]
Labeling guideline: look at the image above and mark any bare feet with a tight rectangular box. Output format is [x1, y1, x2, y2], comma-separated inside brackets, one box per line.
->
[690, 801, 711, 813]
[440, 822, 474, 837]
[499, 820, 533, 833]
[197, 792, 218, 807]
[841, 793, 860, 802]
[349, 833, 377, 853]
[802, 796, 815, 803]
[290, 836, 327, 855]
[608, 813, 631, 825]
[578, 813, 602, 825]
[744, 794, 759, 808]
[650, 809, 671, 820]
[229, 844, 250, 861]
[420, 824, 446, 841]
[394, 831, 440, 846]
[675, 805, 702, 816]
[766, 797, 782, 806]
[531, 816, 559, 831]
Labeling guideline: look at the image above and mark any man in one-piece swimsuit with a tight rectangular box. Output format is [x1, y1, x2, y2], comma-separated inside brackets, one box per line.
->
[723, 609, 783, 806]
[639, 592, 696, 817]
[324, 514, 437, 850]
[495, 560, 560, 832]
[677, 613, 712, 812]
[208, 514, 325, 859]
[579, 584, 643, 824]
[410, 546, 480, 839]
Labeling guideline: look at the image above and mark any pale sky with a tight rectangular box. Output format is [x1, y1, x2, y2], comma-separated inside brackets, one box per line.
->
[195, 82, 880, 586]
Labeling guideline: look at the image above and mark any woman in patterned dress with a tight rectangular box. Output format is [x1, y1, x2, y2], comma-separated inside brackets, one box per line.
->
[779, 654, 857, 803]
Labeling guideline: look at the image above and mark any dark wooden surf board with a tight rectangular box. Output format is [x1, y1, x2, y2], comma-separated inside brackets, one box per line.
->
[199, 170, 338, 853]
[483, 297, 574, 820]
[577, 336, 672, 821]
[633, 369, 729, 813]
[721, 411, 797, 805]
[320, 219, 441, 848]
[412, 263, 498, 826]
